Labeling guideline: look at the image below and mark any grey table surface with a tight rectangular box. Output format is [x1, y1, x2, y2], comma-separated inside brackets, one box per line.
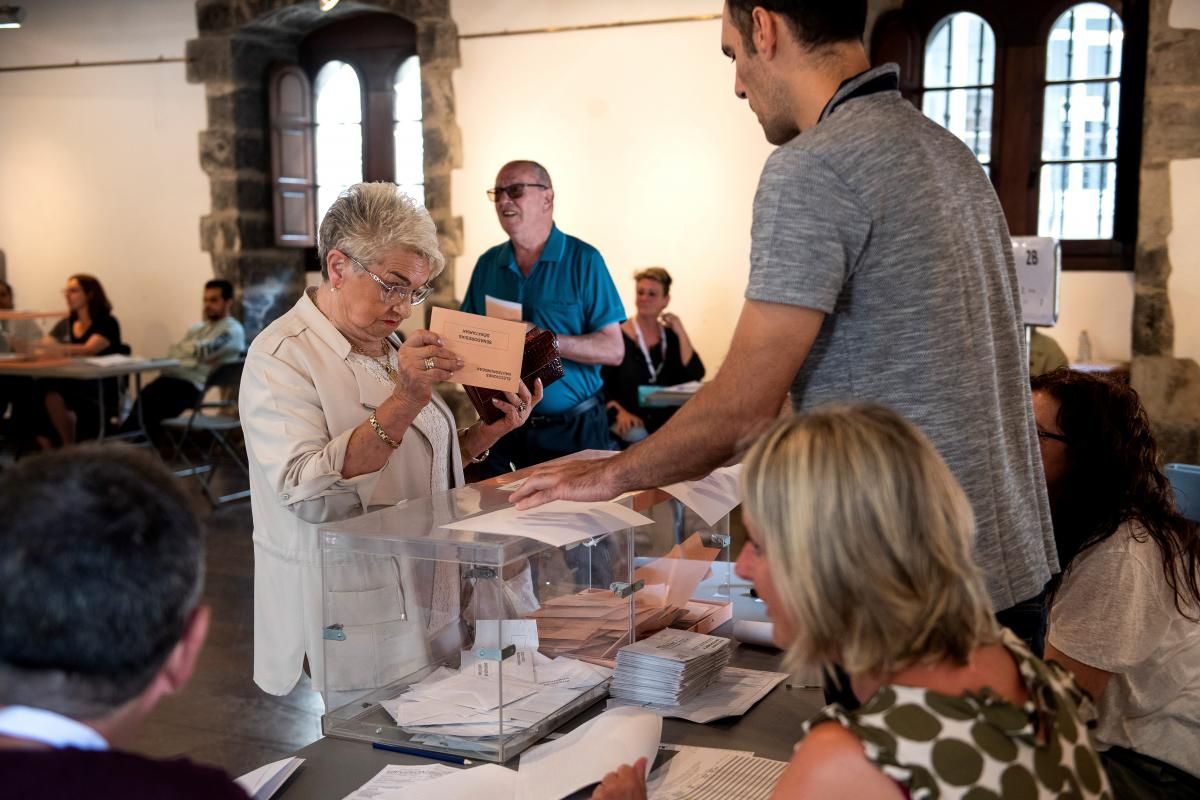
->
[0, 355, 179, 379]
[275, 578, 823, 799]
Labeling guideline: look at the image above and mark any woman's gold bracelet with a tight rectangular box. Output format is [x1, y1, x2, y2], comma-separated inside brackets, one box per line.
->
[457, 426, 490, 464]
[369, 410, 401, 449]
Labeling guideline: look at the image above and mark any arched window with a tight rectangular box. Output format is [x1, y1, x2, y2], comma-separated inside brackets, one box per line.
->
[1039, 3, 1124, 240]
[870, 0, 1146, 271]
[393, 55, 424, 205]
[313, 60, 364, 228]
[921, 12, 996, 173]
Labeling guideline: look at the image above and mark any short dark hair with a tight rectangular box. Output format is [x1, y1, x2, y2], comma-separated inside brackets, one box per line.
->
[727, 1, 867, 54]
[0, 445, 204, 718]
[205, 279, 234, 300]
[69, 273, 113, 321]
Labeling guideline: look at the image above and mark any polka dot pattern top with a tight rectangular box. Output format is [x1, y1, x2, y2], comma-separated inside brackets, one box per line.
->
[802, 630, 1112, 799]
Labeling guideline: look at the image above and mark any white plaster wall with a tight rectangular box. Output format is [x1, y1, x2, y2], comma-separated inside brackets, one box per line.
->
[452, 0, 771, 371]
[1170, 0, 1200, 30]
[1168, 159, 1200, 361]
[0, 0, 209, 359]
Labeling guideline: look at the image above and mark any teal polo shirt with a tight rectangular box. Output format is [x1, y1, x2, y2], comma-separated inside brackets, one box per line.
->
[461, 225, 624, 415]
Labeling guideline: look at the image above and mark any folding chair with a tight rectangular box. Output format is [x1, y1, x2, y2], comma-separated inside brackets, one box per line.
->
[163, 359, 249, 506]
[1166, 463, 1200, 523]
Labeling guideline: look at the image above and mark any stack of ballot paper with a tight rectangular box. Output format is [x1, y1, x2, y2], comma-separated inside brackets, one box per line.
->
[525, 532, 728, 666]
[610, 629, 732, 706]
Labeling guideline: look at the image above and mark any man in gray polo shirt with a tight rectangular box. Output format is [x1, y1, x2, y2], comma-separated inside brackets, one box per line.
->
[513, 1, 1057, 645]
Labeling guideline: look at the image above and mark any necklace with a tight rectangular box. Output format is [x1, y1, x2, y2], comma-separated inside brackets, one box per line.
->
[350, 342, 397, 381]
[632, 318, 667, 384]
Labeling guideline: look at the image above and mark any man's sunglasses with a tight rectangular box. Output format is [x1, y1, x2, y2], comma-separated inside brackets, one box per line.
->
[486, 183, 549, 202]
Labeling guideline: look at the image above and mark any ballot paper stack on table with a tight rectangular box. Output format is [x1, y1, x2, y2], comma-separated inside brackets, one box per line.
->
[609, 629, 733, 706]
[526, 532, 728, 667]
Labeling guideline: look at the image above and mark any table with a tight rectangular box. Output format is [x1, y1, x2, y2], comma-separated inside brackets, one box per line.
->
[276, 580, 822, 799]
[0, 356, 180, 441]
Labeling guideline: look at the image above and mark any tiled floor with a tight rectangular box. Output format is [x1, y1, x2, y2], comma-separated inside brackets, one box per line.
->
[125, 490, 324, 780]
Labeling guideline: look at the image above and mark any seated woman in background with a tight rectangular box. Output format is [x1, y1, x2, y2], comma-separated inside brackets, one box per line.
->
[593, 404, 1110, 800]
[603, 267, 703, 445]
[1033, 369, 1200, 798]
[39, 274, 123, 446]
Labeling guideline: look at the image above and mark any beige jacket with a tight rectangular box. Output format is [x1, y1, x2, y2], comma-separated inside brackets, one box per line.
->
[241, 290, 464, 697]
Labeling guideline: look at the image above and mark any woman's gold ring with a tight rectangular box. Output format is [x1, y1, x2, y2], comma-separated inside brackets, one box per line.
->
[422, 357, 436, 371]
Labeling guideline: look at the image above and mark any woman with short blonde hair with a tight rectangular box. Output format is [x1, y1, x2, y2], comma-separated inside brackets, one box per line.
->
[593, 404, 1110, 800]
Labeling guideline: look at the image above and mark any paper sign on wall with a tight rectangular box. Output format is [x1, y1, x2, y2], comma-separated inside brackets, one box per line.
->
[429, 307, 525, 393]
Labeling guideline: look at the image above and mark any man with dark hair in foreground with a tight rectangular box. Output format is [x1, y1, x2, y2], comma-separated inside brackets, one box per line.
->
[0, 445, 246, 799]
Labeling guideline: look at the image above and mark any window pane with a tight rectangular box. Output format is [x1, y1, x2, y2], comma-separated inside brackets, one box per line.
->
[314, 60, 363, 226]
[393, 56, 422, 122]
[393, 55, 424, 205]
[1038, 161, 1116, 239]
[1046, 3, 1123, 82]
[1041, 80, 1121, 161]
[922, 88, 994, 164]
[924, 13, 995, 88]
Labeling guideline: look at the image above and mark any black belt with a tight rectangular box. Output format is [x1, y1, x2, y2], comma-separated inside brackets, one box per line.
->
[526, 394, 603, 428]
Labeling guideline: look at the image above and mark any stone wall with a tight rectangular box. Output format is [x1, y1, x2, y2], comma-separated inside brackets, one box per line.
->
[1132, 0, 1200, 463]
[186, 0, 462, 339]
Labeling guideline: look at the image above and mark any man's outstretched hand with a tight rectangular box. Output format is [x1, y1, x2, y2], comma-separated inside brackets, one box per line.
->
[509, 458, 623, 509]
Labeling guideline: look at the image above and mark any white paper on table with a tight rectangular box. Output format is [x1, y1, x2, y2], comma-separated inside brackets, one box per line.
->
[647, 751, 787, 800]
[660, 465, 743, 526]
[485, 295, 524, 322]
[83, 354, 140, 367]
[235, 756, 304, 800]
[381, 763, 518, 800]
[516, 707, 661, 800]
[401, 670, 539, 710]
[732, 620, 778, 649]
[609, 666, 787, 724]
[439, 500, 653, 547]
[341, 763, 457, 799]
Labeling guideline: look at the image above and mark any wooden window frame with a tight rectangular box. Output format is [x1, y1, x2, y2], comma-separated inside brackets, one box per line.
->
[871, 0, 1148, 271]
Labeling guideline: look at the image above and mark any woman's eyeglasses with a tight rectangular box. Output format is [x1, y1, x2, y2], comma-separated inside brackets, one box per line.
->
[344, 253, 433, 306]
[486, 183, 549, 202]
[1037, 429, 1069, 444]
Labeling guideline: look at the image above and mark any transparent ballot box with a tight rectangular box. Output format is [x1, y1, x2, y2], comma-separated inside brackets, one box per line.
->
[318, 481, 637, 763]
[0, 311, 68, 360]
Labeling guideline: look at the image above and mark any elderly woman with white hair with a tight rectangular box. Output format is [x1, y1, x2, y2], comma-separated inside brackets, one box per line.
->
[242, 183, 541, 703]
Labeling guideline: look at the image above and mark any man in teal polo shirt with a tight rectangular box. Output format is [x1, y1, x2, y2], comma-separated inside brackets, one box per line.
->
[461, 160, 624, 475]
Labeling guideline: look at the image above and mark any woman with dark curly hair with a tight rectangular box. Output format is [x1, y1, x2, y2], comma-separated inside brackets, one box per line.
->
[1034, 368, 1200, 798]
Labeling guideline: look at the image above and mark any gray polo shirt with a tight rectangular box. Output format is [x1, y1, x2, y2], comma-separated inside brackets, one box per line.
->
[745, 64, 1057, 610]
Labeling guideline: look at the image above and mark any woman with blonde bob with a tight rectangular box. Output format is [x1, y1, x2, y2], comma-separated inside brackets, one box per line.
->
[592, 405, 1109, 800]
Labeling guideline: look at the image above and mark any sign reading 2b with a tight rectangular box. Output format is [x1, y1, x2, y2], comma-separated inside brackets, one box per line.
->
[1012, 236, 1059, 327]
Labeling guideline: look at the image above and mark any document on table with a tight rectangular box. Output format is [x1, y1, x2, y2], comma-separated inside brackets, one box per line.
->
[647, 750, 787, 800]
[660, 464, 743, 526]
[609, 666, 787, 723]
[368, 763, 518, 800]
[235, 756, 304, 799]
[341, 764, 458, 799]
[439, 499, 653, 547]
[516, 707, 661, 800]
[83, 353, 141, 367]
[429, 307, 525, 393]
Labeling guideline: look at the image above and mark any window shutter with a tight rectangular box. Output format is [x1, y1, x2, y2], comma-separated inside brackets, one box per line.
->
[870, 9, 923, 103]
[269, 64, 316, 247]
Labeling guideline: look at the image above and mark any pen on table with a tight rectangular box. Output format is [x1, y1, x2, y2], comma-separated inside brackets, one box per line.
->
[372, 741, 473, 765]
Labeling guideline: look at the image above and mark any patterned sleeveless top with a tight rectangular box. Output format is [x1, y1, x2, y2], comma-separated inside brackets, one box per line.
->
[803, 630, 1112, 799]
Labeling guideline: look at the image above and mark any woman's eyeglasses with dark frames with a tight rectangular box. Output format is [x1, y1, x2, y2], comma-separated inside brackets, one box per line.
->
[1037, 429, 1069, 444]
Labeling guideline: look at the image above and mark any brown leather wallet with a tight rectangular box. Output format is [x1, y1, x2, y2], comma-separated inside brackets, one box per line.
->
[464, 327, 564, 424]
